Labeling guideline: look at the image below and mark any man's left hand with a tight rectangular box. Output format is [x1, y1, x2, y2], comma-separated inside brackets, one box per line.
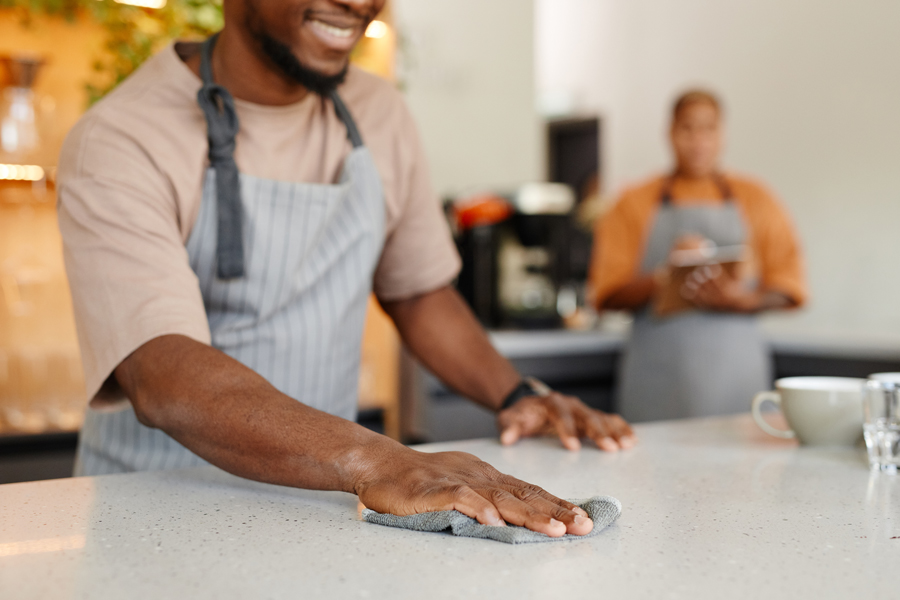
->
[497, 393, 637, 452]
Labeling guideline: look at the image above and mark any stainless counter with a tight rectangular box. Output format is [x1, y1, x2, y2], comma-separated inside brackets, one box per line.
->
[1, 414, 897, 599]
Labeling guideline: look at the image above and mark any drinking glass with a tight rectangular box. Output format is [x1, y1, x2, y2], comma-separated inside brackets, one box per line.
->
[863, 379, 900, 473]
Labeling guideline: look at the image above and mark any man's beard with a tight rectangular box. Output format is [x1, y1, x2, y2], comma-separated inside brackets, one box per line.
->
[244, 0, 348, 97]
[255, 32, 348, 96]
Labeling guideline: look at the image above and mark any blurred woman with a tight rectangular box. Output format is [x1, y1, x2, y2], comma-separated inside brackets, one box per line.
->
[589, 90, 806, 422]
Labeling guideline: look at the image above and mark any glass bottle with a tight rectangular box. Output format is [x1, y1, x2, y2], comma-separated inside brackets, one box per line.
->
[0, 55, 48, 166]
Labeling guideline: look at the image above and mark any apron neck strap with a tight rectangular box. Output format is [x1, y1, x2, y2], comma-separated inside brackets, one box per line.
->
[200, 33, 217, 86]
[199, 33, 363, 149]
[194, 32, 366, 280]
[197, 34, 239, 160]
[330, 91, 364, 148]
[197, 33, 244, 279]
[660, 173, 733, 205]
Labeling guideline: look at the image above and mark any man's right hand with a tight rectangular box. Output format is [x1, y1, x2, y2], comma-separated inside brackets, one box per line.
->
[350, 442, 593, 537]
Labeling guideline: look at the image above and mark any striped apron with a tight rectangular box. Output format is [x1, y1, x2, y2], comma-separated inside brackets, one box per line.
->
[74, 35, 385, 475]
[617, 176, 770, 423]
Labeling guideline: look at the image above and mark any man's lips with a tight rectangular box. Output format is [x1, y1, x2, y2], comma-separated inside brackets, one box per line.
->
[304, 14, 365, 51]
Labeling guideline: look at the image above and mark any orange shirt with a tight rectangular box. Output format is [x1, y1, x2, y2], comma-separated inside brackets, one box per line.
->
[588, 173, 807, 309]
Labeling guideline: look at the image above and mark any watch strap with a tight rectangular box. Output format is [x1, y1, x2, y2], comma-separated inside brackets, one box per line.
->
[499, 377, 552, 411]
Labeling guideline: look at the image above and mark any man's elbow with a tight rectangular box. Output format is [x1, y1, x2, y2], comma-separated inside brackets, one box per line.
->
[130, 394, 165, 430]
[113, 361, 171, 431]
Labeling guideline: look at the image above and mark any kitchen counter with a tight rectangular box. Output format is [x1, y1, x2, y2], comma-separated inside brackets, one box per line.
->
[404, 327, 900, 443]
[489, 325, 900, 362]
[488, 328, 625, 358]
[1, 414, 897, 599]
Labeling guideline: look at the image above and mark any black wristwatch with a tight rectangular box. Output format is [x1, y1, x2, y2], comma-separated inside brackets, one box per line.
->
[499, 377, 553, 411]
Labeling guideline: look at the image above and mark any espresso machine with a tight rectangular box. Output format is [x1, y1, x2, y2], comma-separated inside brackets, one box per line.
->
[452, 183, 576, 329]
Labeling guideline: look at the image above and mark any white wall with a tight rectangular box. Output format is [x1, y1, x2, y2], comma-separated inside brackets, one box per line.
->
[537, 0, 900, 341]
[394, 0, 541, 196]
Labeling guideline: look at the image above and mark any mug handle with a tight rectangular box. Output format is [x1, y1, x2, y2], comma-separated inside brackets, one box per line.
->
[751, 391, 796, 439]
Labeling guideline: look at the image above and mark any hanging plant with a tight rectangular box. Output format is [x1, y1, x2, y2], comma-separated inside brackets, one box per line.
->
[0, 0, 223, 103]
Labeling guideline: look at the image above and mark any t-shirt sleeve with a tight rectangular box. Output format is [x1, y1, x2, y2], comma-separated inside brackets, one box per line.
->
[587, 189, 649, 309]
[747, 187, 808, 307]
[57, 113, 211, 407]
[372, 105, 461, 302]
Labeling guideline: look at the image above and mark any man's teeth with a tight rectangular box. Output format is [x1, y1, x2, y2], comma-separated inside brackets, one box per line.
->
[310, 20, 354, 39]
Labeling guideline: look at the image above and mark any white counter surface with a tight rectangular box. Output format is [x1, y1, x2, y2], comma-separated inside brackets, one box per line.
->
[488, 326, 900, 361]
[1, 415, 897, 599]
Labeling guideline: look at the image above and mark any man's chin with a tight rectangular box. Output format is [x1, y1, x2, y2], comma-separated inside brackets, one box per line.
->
[301, 56, 351, 80]
[257, 33, 349, 96]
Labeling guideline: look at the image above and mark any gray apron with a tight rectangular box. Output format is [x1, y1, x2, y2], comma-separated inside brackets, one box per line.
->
[617, 176, 770, 423]
[74, 35, 385, 475]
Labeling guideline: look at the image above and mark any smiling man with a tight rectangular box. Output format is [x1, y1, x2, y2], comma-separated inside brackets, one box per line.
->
[57, 0, 634, 537]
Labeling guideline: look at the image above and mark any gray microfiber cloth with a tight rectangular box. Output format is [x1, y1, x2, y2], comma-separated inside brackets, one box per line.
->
[362, 495, 621, 544]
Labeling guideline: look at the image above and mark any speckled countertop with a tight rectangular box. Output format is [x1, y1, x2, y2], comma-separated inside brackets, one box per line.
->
[1, 415, 897, 599]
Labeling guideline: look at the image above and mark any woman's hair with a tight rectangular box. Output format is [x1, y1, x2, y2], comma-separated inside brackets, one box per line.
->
[672, 89, 722, 122]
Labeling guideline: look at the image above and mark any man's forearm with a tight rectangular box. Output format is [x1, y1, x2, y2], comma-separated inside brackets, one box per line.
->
[116, 334, 396, 492]
[381, 286, 520, 411]
[115, 333, 593, 536]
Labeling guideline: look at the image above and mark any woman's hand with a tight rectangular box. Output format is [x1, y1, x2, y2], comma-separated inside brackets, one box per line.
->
[680, 265, 761, 313]
[681, 267, 792, 313]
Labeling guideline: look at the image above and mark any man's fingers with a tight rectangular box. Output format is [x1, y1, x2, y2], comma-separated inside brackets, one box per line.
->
[507, 492, 592, 536]
[582, 409, 638, 452]
[499, 474, 587, 516]
[497, 398, 551, 446]
[477, 488, 568, 537]
[498, 394, 636, 453]
[548, 395, 581, 451]
[358, 447, 607, 539]
[619, 434, 638, 449]
[429, 470, 589, 536]
[447, 485, 506, 527]
[608, 413, 638, 448]
[498, 481, 593, 535]
[499, 422, 521, 446]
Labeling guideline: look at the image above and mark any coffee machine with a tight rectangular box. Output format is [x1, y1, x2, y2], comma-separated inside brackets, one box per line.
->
[453, 183, 576, 329]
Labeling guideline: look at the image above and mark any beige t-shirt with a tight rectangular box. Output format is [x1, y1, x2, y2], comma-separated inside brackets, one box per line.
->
[58, 43, 461, 405]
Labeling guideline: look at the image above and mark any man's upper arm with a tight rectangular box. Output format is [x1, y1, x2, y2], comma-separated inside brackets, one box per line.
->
[58, 113, 210, 406]
[372, 104, 461, 303]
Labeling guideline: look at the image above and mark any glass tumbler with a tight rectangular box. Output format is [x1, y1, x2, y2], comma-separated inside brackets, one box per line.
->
[863, 379, 900, 473]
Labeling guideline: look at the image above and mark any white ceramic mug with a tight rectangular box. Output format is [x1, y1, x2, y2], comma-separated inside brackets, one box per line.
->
[868, 372, 900, 384]
[751, 376, 865, 445]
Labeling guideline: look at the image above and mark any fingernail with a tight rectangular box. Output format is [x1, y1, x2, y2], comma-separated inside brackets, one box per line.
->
[492, 518, 506, 527]
[601, 437, 620, 451]
[574, 515, 592, 526]
[573, 506, 588, 517]
[549, 518, 564, 528]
